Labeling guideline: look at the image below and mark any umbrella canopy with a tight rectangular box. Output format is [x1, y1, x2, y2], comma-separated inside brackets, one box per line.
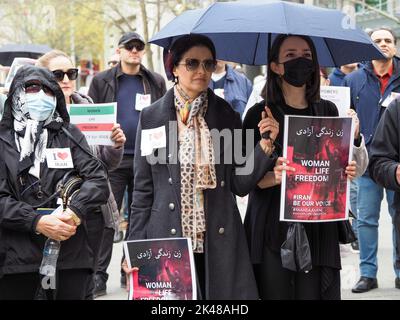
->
[150, 1, 385, 67]
[0, 44, 52, 66]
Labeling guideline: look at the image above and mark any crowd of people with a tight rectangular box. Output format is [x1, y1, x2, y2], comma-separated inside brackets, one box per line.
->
[0, 23, 399, 300]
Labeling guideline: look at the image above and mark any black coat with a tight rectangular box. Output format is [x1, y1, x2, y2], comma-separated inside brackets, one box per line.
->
[128, 88, 275, 299]
[369, 98, 400, 195]
[369, 98, 400, 252]
[0, 66, 109, 275]
[243, 100, 342, 269]
[88, 63, 166, 104]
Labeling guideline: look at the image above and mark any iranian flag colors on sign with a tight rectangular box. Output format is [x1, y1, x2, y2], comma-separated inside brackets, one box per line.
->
[69, 103, 117, 146]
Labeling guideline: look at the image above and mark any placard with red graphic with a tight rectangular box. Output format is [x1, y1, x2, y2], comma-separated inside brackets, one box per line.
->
[280, 115, 354, 222]
[123, 238, 196, 300]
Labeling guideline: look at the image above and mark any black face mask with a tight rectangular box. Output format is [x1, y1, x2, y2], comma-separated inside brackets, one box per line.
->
[282, 57, 315, 87]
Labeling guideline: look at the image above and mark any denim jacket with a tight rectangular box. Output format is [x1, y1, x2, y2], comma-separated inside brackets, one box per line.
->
[209, 64, 252, 117]
[343, 57, 400, 148]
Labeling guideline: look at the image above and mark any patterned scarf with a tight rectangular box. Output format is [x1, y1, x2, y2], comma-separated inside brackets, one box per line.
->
[12, 89, 63, 177]
[174, 85, 217, 253]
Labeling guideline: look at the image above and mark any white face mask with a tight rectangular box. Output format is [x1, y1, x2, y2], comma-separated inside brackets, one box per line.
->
[24, 90, 57, 121]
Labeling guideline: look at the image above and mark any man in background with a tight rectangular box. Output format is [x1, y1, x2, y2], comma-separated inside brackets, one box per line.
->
[88, 31, 166, 297]
[209, 60, 252, 118]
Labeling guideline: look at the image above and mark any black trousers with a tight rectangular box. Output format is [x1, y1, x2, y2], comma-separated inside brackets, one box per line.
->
[194, 253, 206, 300]
[394, 210, 400, 269]
[0, 269, 92, 300]
[96, 155, 134, 282]
[255, 245, 341, 300]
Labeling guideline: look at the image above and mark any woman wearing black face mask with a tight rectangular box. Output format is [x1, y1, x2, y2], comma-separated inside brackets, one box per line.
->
[243, 35, 359, 300]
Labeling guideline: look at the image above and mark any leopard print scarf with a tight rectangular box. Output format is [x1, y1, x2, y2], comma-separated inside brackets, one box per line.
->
[174, 86, 217, 253]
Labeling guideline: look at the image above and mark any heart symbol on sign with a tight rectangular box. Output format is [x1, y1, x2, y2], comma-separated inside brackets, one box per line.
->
[57, 152, 69, 160]
[152, 132, 163, 140]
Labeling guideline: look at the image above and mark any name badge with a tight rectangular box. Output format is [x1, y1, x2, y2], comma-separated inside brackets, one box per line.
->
[141, 126, 167, 156]
[46, 148, 74, 168]
[135, 94, 152, 111]
[381, 92, 400, 108]
[214, 88, 225, 99]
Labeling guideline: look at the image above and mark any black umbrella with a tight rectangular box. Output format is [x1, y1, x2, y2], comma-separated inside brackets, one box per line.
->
[0, 44, 52, 66]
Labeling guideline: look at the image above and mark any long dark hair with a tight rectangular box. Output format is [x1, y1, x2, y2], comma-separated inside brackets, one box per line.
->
[266, 35, 320, 107]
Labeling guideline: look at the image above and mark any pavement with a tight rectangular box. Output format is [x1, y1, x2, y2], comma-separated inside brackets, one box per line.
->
[96, 195, 400, 300]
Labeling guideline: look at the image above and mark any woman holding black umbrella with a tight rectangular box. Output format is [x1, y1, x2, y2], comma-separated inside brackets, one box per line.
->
[243, 35, 361, 300]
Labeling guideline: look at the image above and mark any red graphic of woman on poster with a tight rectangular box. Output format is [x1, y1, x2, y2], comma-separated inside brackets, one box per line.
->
[125, 238, 196, 300]
[281, 116, 353, 222]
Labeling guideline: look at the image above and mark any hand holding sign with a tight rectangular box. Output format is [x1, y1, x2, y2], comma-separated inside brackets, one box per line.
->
[273, 157, 296, 185]
[122, 259, 139, 292]
[345, 160, 357, 180]
[110, 123, 126, 149]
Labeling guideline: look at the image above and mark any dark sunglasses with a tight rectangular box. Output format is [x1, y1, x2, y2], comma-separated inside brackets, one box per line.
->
[24, 83, 54, 96]
[178, 58, 217, 73]
[52, 68, 79, 81]
[121, 42, 145, 52]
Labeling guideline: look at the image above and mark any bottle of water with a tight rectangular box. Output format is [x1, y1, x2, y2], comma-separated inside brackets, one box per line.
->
[39, 238, 60, 277]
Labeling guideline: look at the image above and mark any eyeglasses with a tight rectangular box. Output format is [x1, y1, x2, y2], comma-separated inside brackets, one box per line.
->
[178, 59, 217, 73]
[52, 68, 79, 82]
[121, 42, 145, 52]
[24, 83, 54, 96]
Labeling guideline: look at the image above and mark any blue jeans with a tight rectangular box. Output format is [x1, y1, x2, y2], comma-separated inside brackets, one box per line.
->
[357, 176, 400, 278]
[349, 179, 359, 238]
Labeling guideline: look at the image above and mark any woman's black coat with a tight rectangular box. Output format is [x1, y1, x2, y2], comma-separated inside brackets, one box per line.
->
[243, 99, 342, 270]
[128, 88, 275, 299]
[0, 66, 109, 275]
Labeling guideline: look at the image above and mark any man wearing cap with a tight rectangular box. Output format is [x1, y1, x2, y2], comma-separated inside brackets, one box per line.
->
[88, 32, 166, 297]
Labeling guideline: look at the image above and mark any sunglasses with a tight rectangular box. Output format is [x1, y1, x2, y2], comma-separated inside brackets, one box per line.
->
[121, 42, 145, 52]
[52, 68, 79, 81]
[24, 83, 54, 96]
[178, 58, 217, 73]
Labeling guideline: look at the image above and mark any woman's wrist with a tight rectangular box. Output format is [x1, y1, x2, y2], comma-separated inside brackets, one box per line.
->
[260, 139, 275, 156]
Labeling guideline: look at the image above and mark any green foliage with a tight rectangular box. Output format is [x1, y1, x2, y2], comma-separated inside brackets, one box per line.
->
[0, 0, 105, 61]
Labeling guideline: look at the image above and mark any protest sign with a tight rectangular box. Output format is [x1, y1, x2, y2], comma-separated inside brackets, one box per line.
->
[69, 103, 116, 146]
[123, 237, 196, 300]
[280, 115, 354, 222]
[320, 85, 351, 116]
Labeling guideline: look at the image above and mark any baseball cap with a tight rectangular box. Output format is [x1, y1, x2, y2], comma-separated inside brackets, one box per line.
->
[118, 32, 145, 46]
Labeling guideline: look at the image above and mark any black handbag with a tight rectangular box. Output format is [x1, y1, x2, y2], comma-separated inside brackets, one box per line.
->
[58, 171, 83, 209]
[337, 218, 357, 244]
[281, 223, 313, 273]
[33, 171, 82, 210]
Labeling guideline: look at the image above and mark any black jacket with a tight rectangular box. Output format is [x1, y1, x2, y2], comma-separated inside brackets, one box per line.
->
[369, 98, 400, 266]
[88, 63, 166, 104]
[0, 66, 109, 274]
[369, 98, 400, 208]
[243, 99, 342, 269]
[128, 88, 275, 299]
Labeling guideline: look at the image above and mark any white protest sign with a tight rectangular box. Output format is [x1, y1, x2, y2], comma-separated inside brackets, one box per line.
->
[320, 86, 351, 116]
